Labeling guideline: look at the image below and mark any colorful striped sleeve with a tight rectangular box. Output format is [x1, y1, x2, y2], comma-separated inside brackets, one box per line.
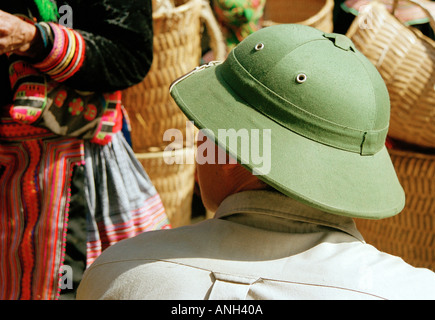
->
[32, 22, 86, 83]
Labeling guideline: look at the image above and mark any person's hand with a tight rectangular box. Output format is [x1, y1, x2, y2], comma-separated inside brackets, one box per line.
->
[0, 10, 41, 58]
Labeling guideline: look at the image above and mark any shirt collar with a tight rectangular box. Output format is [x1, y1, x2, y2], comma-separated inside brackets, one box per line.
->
[214, 190, 364, 242]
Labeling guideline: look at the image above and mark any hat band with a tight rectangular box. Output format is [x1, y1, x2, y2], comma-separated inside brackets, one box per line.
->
[219, 51, 388, 156]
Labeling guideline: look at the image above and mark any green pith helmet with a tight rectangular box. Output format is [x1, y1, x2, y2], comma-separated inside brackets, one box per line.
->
[170, 24, 405, 219]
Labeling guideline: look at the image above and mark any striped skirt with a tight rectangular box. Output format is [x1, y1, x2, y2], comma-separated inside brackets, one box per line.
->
[0, 119, 170, 300]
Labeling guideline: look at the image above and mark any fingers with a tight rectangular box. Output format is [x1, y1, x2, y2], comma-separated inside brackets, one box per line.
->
[0, 10, 37, 56]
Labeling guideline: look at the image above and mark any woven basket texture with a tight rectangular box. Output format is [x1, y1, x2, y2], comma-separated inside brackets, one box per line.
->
[136, 148, 196, 228]
[346, 0, 435, 149]
[124, 0, 226, 228]
[123, 0, 202, 152]
[355, 147, 435, 271]
[262, 0, 334, 32]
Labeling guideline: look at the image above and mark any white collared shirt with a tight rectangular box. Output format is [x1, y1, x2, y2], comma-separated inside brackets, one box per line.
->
[77, 191, 435, 300]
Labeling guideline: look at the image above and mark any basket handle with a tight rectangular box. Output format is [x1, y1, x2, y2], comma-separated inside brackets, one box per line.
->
[200, 0, 227, 61]
[390, 0, 435, 31]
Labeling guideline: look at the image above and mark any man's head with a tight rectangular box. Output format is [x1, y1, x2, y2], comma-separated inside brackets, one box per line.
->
[195, 131, 269, 212]
[170, 24, 405, 219]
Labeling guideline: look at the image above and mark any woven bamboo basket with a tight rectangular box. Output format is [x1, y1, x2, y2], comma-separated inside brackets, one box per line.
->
[262, 0, 334, 32]
[136, 147, 196, 228]
[355, 147, 435, 271]
[122, 0, 225, 153]
[346, 0, 435, 149]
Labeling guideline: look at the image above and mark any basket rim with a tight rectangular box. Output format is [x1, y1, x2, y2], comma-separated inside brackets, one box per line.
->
[135, 147, 195, 159]
[299, 0, 334, 26]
